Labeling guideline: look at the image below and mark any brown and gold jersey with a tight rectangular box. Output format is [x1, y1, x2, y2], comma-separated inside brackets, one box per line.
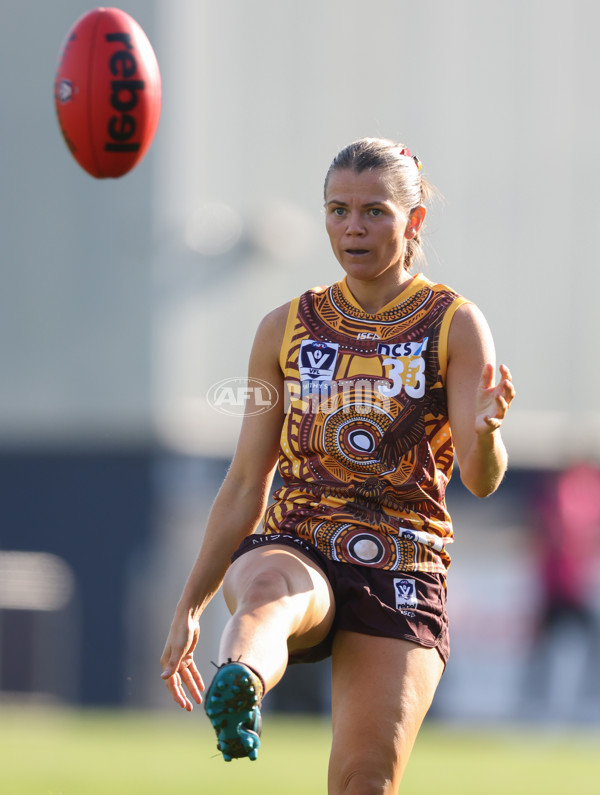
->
[263, 274, 469, 572]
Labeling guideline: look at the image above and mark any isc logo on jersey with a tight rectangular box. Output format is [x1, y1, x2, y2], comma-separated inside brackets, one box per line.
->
[299, 340, 339, 382]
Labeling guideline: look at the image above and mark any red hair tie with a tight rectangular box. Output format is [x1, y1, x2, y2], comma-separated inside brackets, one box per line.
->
[398, 146, 422, 171]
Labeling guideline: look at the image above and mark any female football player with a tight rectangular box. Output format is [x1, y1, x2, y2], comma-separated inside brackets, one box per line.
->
[160, 138, 515, 793]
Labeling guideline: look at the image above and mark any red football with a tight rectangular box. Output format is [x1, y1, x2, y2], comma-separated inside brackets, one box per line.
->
[54, 7, 161, 179]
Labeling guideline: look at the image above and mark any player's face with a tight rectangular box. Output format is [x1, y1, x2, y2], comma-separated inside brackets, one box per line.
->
[325, 168, 414, 285]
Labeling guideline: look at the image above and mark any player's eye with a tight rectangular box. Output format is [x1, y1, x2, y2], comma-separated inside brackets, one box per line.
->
[369, 208, 384, 217]
[332, 207, 346, 216]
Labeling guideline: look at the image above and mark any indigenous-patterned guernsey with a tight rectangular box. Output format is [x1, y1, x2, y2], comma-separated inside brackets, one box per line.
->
[262, 274, 470, 573]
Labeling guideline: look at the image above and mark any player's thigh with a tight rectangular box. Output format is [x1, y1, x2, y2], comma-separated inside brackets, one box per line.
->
[328, 631, 444, 794]
[223, 545, 335, 645]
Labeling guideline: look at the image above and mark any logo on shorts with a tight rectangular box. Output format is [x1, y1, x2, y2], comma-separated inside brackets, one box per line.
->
[394, 578, 418, 611]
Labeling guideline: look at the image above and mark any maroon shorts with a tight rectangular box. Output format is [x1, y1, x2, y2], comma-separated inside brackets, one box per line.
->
[231, 531, 450, 666]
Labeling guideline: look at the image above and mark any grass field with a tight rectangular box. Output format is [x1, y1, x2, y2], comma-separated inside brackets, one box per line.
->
[1, 706, 598, 794]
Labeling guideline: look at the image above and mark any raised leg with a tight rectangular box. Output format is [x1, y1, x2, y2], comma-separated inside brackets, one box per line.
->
[205, 544, 336, 761]
[219, 545, 336, 691]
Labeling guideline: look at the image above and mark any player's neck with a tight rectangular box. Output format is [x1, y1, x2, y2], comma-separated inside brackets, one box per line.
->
[344, 271, 415, 315]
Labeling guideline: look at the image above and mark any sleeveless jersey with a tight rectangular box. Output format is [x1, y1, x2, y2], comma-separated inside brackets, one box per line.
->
[262, 274, 469, 573]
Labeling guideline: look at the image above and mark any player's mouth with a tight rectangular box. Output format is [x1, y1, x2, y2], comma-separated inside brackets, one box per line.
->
[345, 248, 370, 256]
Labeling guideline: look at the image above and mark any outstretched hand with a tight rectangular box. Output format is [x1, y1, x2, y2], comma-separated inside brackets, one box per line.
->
[475, 363, 515, 435]
[160, 612, 205, 711]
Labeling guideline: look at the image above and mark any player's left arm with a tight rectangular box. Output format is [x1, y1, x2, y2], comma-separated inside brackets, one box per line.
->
[446, 302, 515, 498]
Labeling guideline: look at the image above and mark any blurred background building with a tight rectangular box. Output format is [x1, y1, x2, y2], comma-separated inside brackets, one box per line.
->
[1, 0, 599, 722]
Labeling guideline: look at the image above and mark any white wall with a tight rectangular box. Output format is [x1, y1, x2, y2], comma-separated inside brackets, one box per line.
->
[0, 0, 159, 446]
[1, 0, 599, 465]
[152, 0, 600, 467]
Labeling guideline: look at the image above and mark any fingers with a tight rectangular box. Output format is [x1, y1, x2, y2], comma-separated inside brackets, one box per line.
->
[482, 364, 515, 404]
[162, 664, 203, 710]
[483, 415, 502, 430]
[477, 364, 515, 434]
[481, 363, 514, 396]
[495, 394, 508, 418]
[496, 365, 515, 413]
[160, 646, 183, 681]
[180, 662, 205, 705]
[482, 401, 506, 429]
[164, 671, 195, 711]
[499, 365, 516, 403]
[479, 362, 495, 389]
[161, 644, 204, 709]
[160, 613, 203, 709]
[484, 389, 510, 426]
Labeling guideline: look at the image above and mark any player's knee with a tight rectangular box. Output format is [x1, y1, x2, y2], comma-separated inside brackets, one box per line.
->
[330, 745, 398, 795]
[333, 765, 394, 795]
[234, 568, 294, 612]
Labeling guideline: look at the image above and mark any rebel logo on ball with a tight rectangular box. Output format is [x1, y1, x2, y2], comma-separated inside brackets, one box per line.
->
[54, 7, 161, 179]
[104, 32, 144, 154]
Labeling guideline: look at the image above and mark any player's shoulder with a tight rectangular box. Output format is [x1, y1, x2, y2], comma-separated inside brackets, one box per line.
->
[417, 272, 464, 300]
[257, 301, 292, 333]
[416, 273, 491, 349]
[417, 273, 480, 325]
[304, 284, 330, 295]
[253, 302, 293, 353]
[255, 283, 333, 341]
[448, 301, 494, 358]
[257, 284, 330, 330]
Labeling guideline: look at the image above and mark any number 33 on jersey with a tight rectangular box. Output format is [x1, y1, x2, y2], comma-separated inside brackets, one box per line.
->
[378, 339, 428, 400]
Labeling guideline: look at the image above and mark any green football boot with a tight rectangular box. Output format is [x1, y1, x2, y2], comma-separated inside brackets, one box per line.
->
[204, 662, 263, 761]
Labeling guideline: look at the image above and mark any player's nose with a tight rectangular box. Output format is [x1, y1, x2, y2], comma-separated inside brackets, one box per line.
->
[345, 211, 365, 235]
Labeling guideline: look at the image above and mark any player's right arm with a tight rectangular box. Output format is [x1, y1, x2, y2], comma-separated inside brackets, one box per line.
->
[159, 303, 289, 710]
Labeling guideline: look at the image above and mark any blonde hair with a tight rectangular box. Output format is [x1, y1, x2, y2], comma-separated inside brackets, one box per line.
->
[324, 138, 435, 271]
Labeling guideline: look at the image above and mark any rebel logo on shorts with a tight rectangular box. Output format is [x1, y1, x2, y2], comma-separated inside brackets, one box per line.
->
[299, 340, 339, 382]
[393, 578, 418, 610]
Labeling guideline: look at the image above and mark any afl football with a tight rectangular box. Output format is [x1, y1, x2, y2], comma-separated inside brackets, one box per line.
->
[54, 7, 161, 178]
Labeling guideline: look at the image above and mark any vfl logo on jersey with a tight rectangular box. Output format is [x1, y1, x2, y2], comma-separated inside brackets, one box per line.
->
[377, 337, 428, 400]
[394, 578, 418, 613]
[299, 340, 339, 382]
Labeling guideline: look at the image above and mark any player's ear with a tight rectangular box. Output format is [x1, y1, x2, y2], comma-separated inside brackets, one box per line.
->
[405, 205, 426, 239]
